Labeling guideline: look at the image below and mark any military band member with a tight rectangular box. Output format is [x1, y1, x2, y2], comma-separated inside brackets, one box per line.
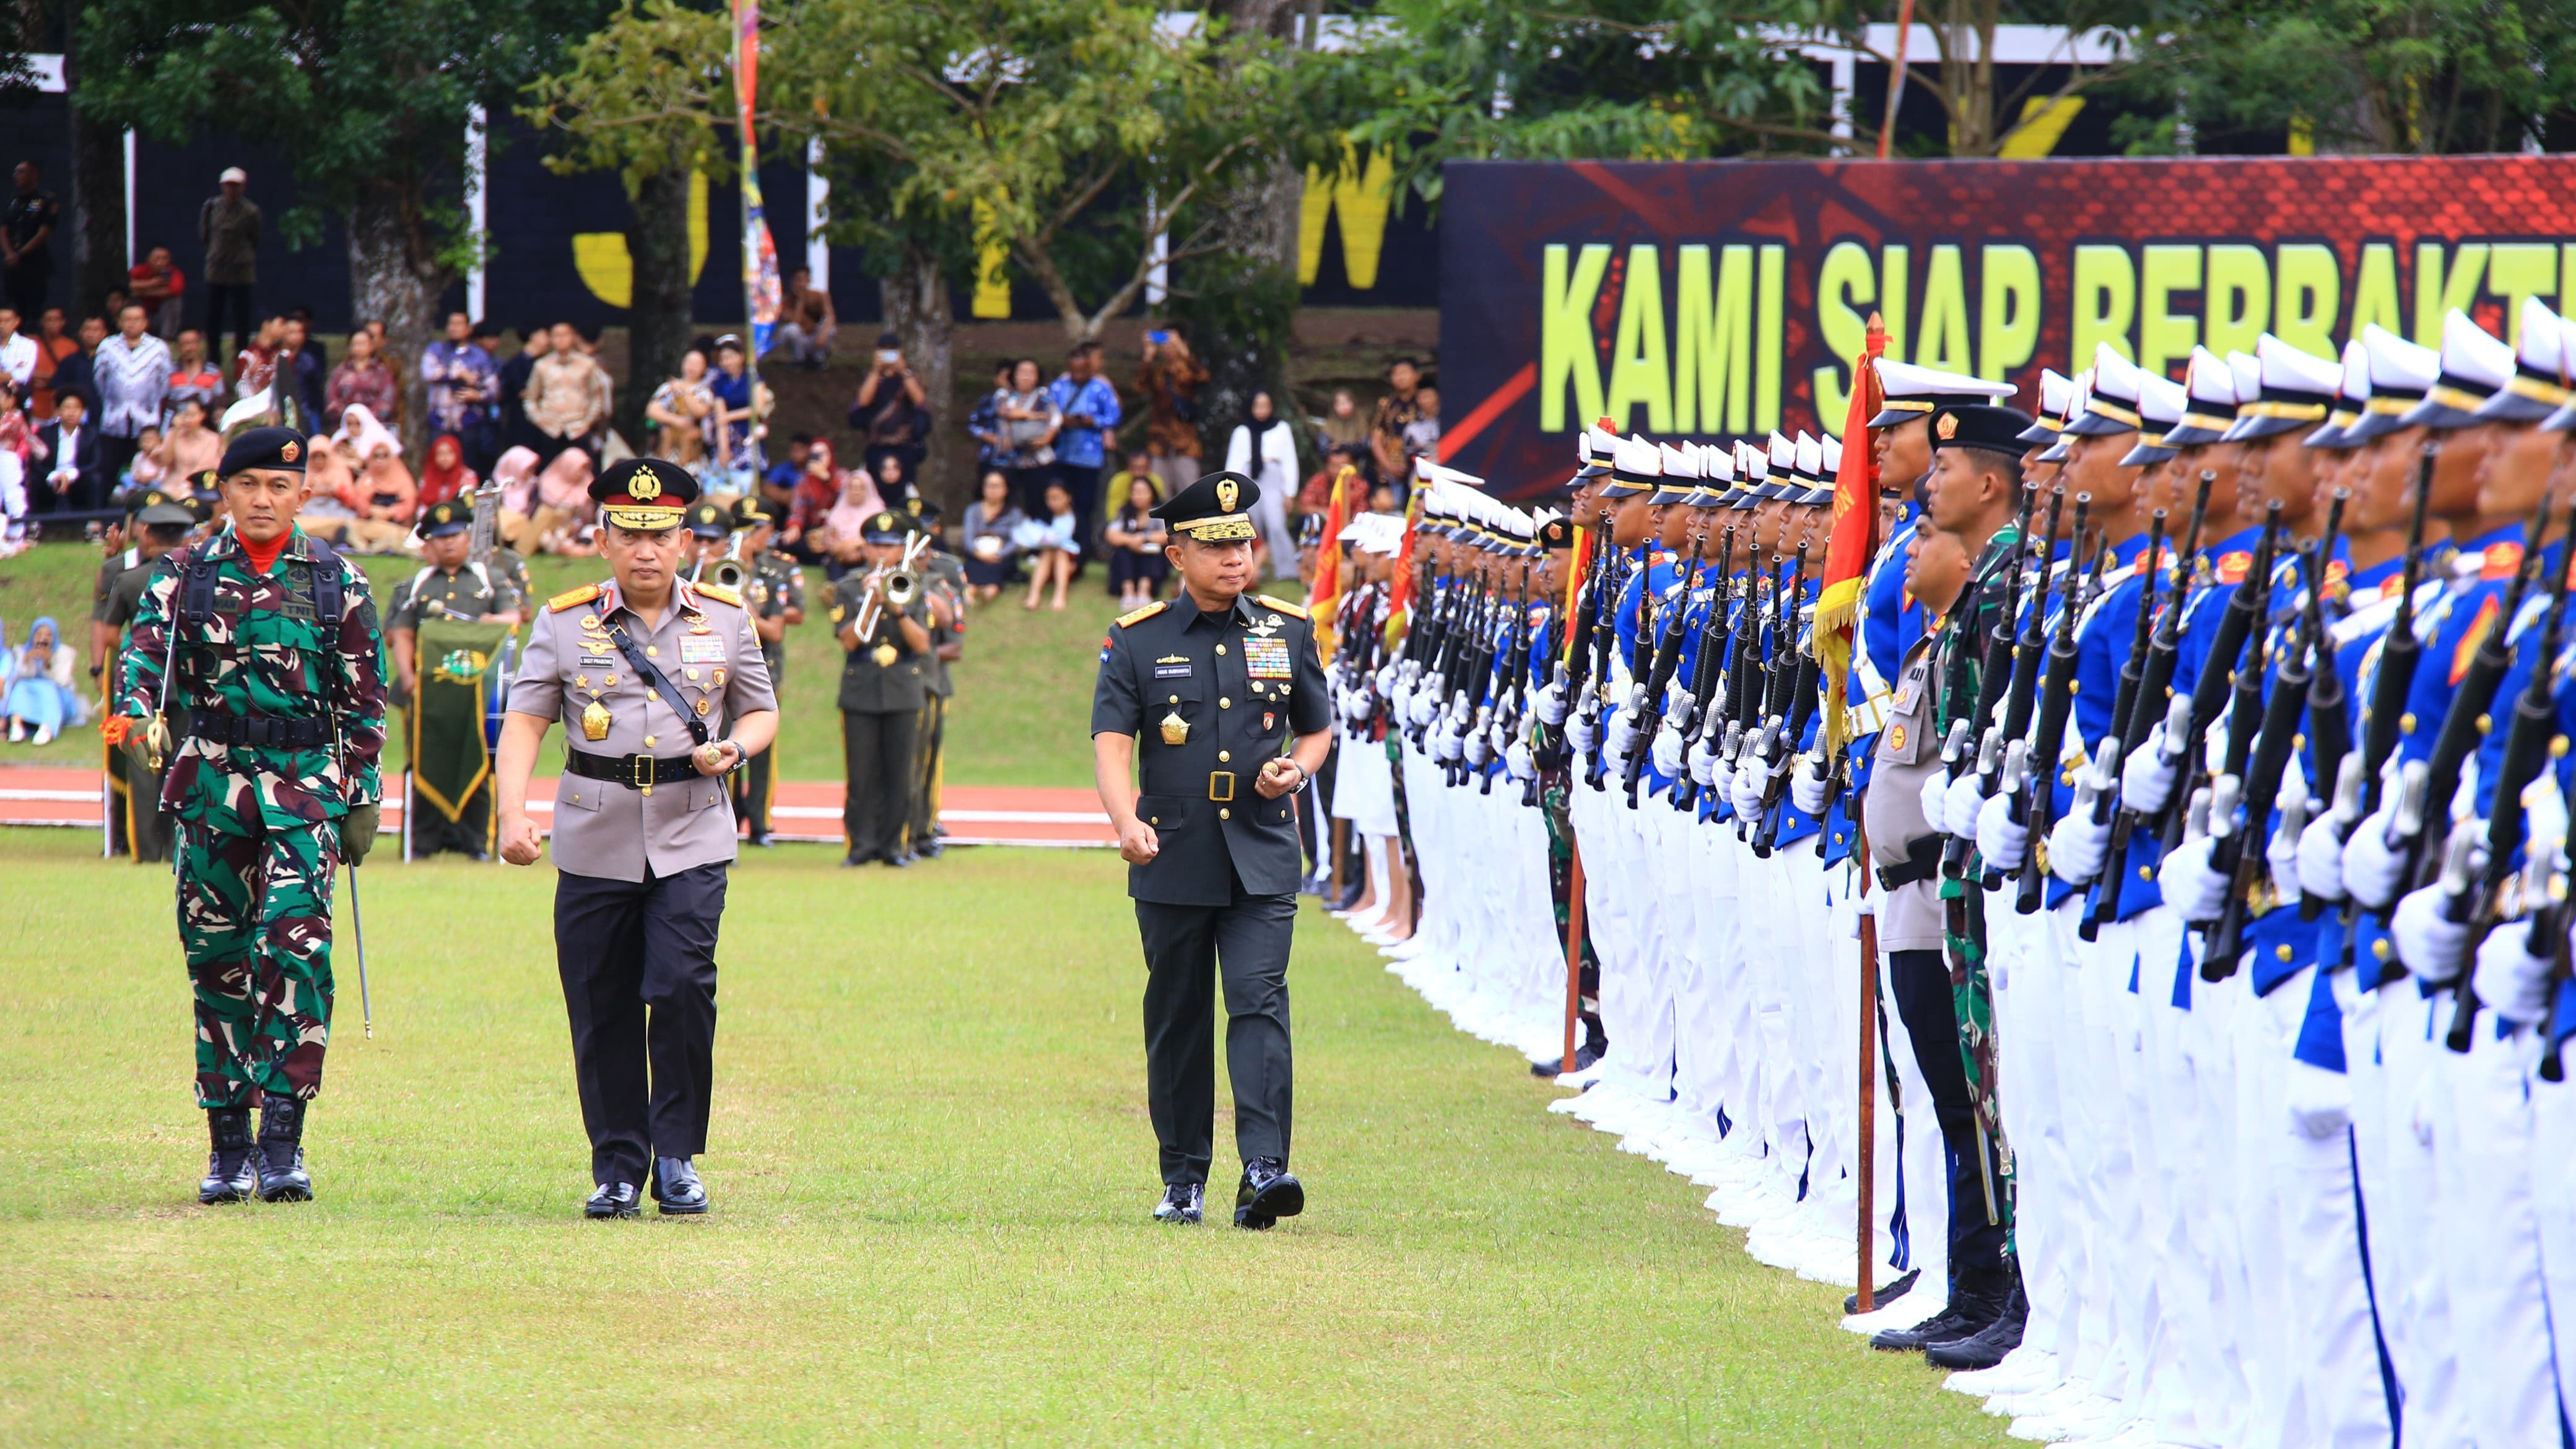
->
[110, 427, 388, 1206]
[386, 498, 525, 859]
[99, 487, 202, 864]
[909, 510, 966, 858]
[833, 511, 949, 867]
[1090, 471, 1333, 1227]
[729, 497, 803, 845]
[495, 458, 779, 1220]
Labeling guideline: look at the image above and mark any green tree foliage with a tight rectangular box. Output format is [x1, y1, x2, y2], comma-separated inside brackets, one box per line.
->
[77, 0, 611, 446]
[2112, 0, 2576, 154]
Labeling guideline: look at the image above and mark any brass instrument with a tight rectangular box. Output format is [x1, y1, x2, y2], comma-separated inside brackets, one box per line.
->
[853, 535, 932, 644]
[692, 531, 752, 592]
[467, 477, 502, 565]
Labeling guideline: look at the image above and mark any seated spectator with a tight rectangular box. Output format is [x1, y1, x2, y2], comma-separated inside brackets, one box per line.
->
[1318, 385, 1368, 453]
[123, 424, 165, 490]
[1102, 472, 1169, 611]
[421, 310, 499, 468]
[295, 434, 362, 544]
[958, 469, 1025, 603]
[762, 431, 811, 512]
[769, 266, 836, 369]
[868, 451, 913, 513]
[993, 357, 1063, 516]
[1014, 477, 1082, 612]
[525, 319, 611, 470]
[1104, 448, 1155, 524]
[276, 314, 327, 429]
[128, 245, 185, 341]
[1402, 385, 1441, 464]
[705, 334, 766, 487]
[163, 329, 224, 427]
[28, 307, 77, 420]
[32, 389, 101, 513]
[811, 443, 889, 577]
[152, 398, 222, 482]
[416, 433, 476, 510]
[965, 361, 1010, 473]
[323, 326, 401, 434]
[489, 445, 542, 544]
[231, 314, 282, 404]
[1300, 442, 1369, 518]
[646, 349, 717, 476]
[3, 616, 84, 744]
[850, 331, 928, 480]
[502, 445, 597, 557]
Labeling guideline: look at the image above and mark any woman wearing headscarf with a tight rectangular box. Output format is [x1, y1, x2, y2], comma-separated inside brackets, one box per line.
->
[415, 433, 476, 510]
[4, 617, 84, 744]
[1223, 388, 1302, 579]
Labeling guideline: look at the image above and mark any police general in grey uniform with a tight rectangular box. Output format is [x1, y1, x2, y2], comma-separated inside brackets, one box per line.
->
[495, 458, 779, 1220]
[1090, 471, 1332, 1227]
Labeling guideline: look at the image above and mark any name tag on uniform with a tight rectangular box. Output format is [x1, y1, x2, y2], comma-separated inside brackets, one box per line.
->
[1154, 663, 1192, 679]
[578, 653, 616, 668]
[679, 636, 726, 664]
[1244, 637, 1292, 679]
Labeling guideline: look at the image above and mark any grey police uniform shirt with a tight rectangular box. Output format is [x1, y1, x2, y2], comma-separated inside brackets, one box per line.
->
[1861, 632, 1947, 954]
[1091, 590, 1331, 907]
[507, 577, 778, 882]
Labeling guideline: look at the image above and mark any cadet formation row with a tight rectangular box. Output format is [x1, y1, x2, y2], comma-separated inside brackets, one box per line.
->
[1315, 306, 2576, 1448]
[93, 484, 970, 869]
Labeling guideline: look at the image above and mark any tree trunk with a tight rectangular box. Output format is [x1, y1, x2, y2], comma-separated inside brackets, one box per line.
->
[881, 240, 956, 512]
[61, 7, 127, 318]
[1195, 0, 1306, 466]
[620, 167, 695, 443]
[347, 188, 453, 458]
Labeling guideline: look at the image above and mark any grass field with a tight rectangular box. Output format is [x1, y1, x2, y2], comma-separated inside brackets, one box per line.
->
[0, 828, 2011, 1445]
[0, 539, 1144, 788]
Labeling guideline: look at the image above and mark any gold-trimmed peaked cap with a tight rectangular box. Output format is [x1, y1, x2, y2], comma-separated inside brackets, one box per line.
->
[591, 456, 697, 531]
[1152, 469, 1261, 541]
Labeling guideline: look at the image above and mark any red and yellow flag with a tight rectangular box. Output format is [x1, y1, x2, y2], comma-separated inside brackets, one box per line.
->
[1814, 314, 1887, 752]
[1307, 463, 1360, 658]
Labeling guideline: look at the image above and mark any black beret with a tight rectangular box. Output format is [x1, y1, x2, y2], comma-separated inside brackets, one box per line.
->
[1539, 517, 1576, 550]
[419, 499, 473, 537]
[220, 425, 310, 476]
[1930, 404, 2039, 456]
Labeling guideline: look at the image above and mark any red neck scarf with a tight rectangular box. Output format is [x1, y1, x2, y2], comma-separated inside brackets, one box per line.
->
[238, 530, 289, 575]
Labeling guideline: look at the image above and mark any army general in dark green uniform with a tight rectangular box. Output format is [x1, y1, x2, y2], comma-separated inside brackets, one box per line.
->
[1090, 471, 1331, 1228]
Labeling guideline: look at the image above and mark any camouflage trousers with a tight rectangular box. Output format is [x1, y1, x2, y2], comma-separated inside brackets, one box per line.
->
[176, 819, 339, 1108]
[1941, 877, 2015, 1244]
[1538, 760, 1603, 1030]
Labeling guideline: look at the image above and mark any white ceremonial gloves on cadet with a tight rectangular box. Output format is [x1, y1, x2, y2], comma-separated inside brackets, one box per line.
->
[2157, 830, 2232, 922]
[2043, 737, 2119, 884]
[2121, 719, 2181, 816]
[1463, 715, 1492, 767]
[1942, 770, 1988, 838]
[1407, 685, 1440, 731]
[1919, 769, 1956, 837]
[1565, 703, 1599, 759]
[1791, 752, 1830, 816]
[2265, 767, 2310, 907]
[1604, 703, 1642, 763]
[1686, 734, 1720, 788]
[1505, 738, 1536, 782]
[1650, 721, 1686, 778]
[1533, 675, 1569, 726]
[1977, 791, 2028, 873]
[2389, 883, 2469, 984]
[1730, 757, 1771, 824]
[2340, 766, 2412, 909]
[2295, 808, 2351, 902]
[2473, 917, 2559, 1027]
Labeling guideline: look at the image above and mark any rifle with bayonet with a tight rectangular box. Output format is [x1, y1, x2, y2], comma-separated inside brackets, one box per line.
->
[2156, 507, 2286, 855]
[2074, 509, 2169, 938]
[1624, 530, 1706, 806]
[1753, 546, 1819, 855]
[1980, 485, 2066, 889]
[1671, 528, 1737, 812]
[2087, 474, 2213, 909]
[2297, 492, 2356, 921]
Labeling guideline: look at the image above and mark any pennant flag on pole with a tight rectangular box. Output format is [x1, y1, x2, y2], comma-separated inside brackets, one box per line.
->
[735, 0, 780, 360]
[1815, 313, 1887, 754]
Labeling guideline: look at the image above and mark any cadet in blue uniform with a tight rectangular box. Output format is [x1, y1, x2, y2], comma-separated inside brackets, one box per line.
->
[1091, 471, 1333, 1227]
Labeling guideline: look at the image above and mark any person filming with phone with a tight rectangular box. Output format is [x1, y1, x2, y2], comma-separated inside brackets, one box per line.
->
[850, 331, 929, 486]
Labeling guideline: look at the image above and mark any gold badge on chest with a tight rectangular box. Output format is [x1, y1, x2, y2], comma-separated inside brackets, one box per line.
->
[873, 643, 900, 668]
[581, 698, 613, 741]
[1160, 707, 1190, 746]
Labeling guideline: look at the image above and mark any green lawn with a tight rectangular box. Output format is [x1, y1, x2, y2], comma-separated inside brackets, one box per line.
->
[0, 829, 2009, 1446]
[0, 539, 1170, 788]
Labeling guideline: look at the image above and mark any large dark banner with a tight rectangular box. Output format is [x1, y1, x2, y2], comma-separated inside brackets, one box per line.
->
[1437, 155, 2576, 498]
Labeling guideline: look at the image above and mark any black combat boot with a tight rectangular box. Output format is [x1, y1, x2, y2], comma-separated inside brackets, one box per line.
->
[1872, 1264, 2012, 1353]
[256, 1092, 313, 1203]
[1234, 1156, 1304, 1229]
[1926, 1279, 2029, 1370]
[198, 1105, 258, 1205]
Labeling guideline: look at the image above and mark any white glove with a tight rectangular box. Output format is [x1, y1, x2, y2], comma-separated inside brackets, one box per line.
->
[1605, 707, 1642, 763]
[2390, 884, 2470, 985]
[1687, 736, 1720, 787]
[1919, 770, 1955, 835]
[2342, 799, 2409, 908]
[1977, 791, 2029, 873]
[2471, 920, 2558, 1026]
[1791, 755, 1830, 816]
[1505, 740, 1536, 782]
[2157, 833, 2232, 922]
[2120, 721, 2180, 817]
[1406, 689, 1438, 729]
[2284, 1060, 2354, 1139]
[1565, 707, 1599, 758]
[2045, 809, 2112, 885]
[1464, 721, 1493, 767]
[1730, 760, 1771, 820]
[1435, 717, 1466, 762]
[1533, 679, 1569, 726]
[1650, 723, 1686, 778]
[2265, 813, 2305, 909]
[1943, 772, 1989, 838]
[2295, 814, 2350, 903]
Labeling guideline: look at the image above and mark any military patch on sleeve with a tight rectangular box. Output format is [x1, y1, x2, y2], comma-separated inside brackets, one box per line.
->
[1255, 594, 1309, 619]
[1115, 600, 1168, 628]
[547, 584, 603, 612]
[1100, 633, 1117, 663]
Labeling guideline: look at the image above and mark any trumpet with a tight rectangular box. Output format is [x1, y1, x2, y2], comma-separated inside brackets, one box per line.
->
[854, 535, 933, 641]
[693, 533, 751, 591]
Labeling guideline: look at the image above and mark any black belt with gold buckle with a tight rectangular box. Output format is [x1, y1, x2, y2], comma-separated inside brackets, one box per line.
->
[1208, 770, 1236, 802]
[565, 747, 700, 790]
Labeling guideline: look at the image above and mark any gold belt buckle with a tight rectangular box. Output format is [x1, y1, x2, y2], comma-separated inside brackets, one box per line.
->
[633, 752, 656, 798]
[1208, 770, 1235, 803]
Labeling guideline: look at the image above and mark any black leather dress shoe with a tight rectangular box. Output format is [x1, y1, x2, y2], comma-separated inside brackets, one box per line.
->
[1846, 1267, 1921, 1316]
[255, 1092, 312, 1203]
[585, 1181, 642, 1219]
[915, 838, 943, 858]
[841, 852, 872, 868]
[651, 1156, 708, 1215]
[198, 1106, 258, 1205]
[1925, 1285, 2027, 1370]
[1151, 1182, 1204, 1224]
[882, 852, 913, 868]
[1234, 1156, 1303, 1229]
[1869, 1292, 2004, 1353]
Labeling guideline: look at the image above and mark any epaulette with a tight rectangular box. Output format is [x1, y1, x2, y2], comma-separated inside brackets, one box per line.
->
[1256, 594, 1310, 619]
[1115, 600, 1168, 627]
[691, 583, 742, 607]
[547, 584, 603, 612]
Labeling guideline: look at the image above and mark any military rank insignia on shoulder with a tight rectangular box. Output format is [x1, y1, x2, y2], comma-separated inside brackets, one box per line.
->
[1255, 594, 1309, 620]
[1115, 600, 1168, 628]
[547, 584, 603, 612]
[692, 583, 742, 608]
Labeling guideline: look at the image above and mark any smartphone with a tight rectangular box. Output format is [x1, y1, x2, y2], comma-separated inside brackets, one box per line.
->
[1146, 329, 1172, 347]
[875, 349, 902, 367]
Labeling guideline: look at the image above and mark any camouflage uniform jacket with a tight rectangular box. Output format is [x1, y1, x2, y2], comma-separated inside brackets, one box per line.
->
[116, 527, 388, 832]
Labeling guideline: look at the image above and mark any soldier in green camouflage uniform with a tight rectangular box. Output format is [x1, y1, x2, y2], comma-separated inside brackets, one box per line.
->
[113, 427, 388, 1206]
[729, 497, 803, 843]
